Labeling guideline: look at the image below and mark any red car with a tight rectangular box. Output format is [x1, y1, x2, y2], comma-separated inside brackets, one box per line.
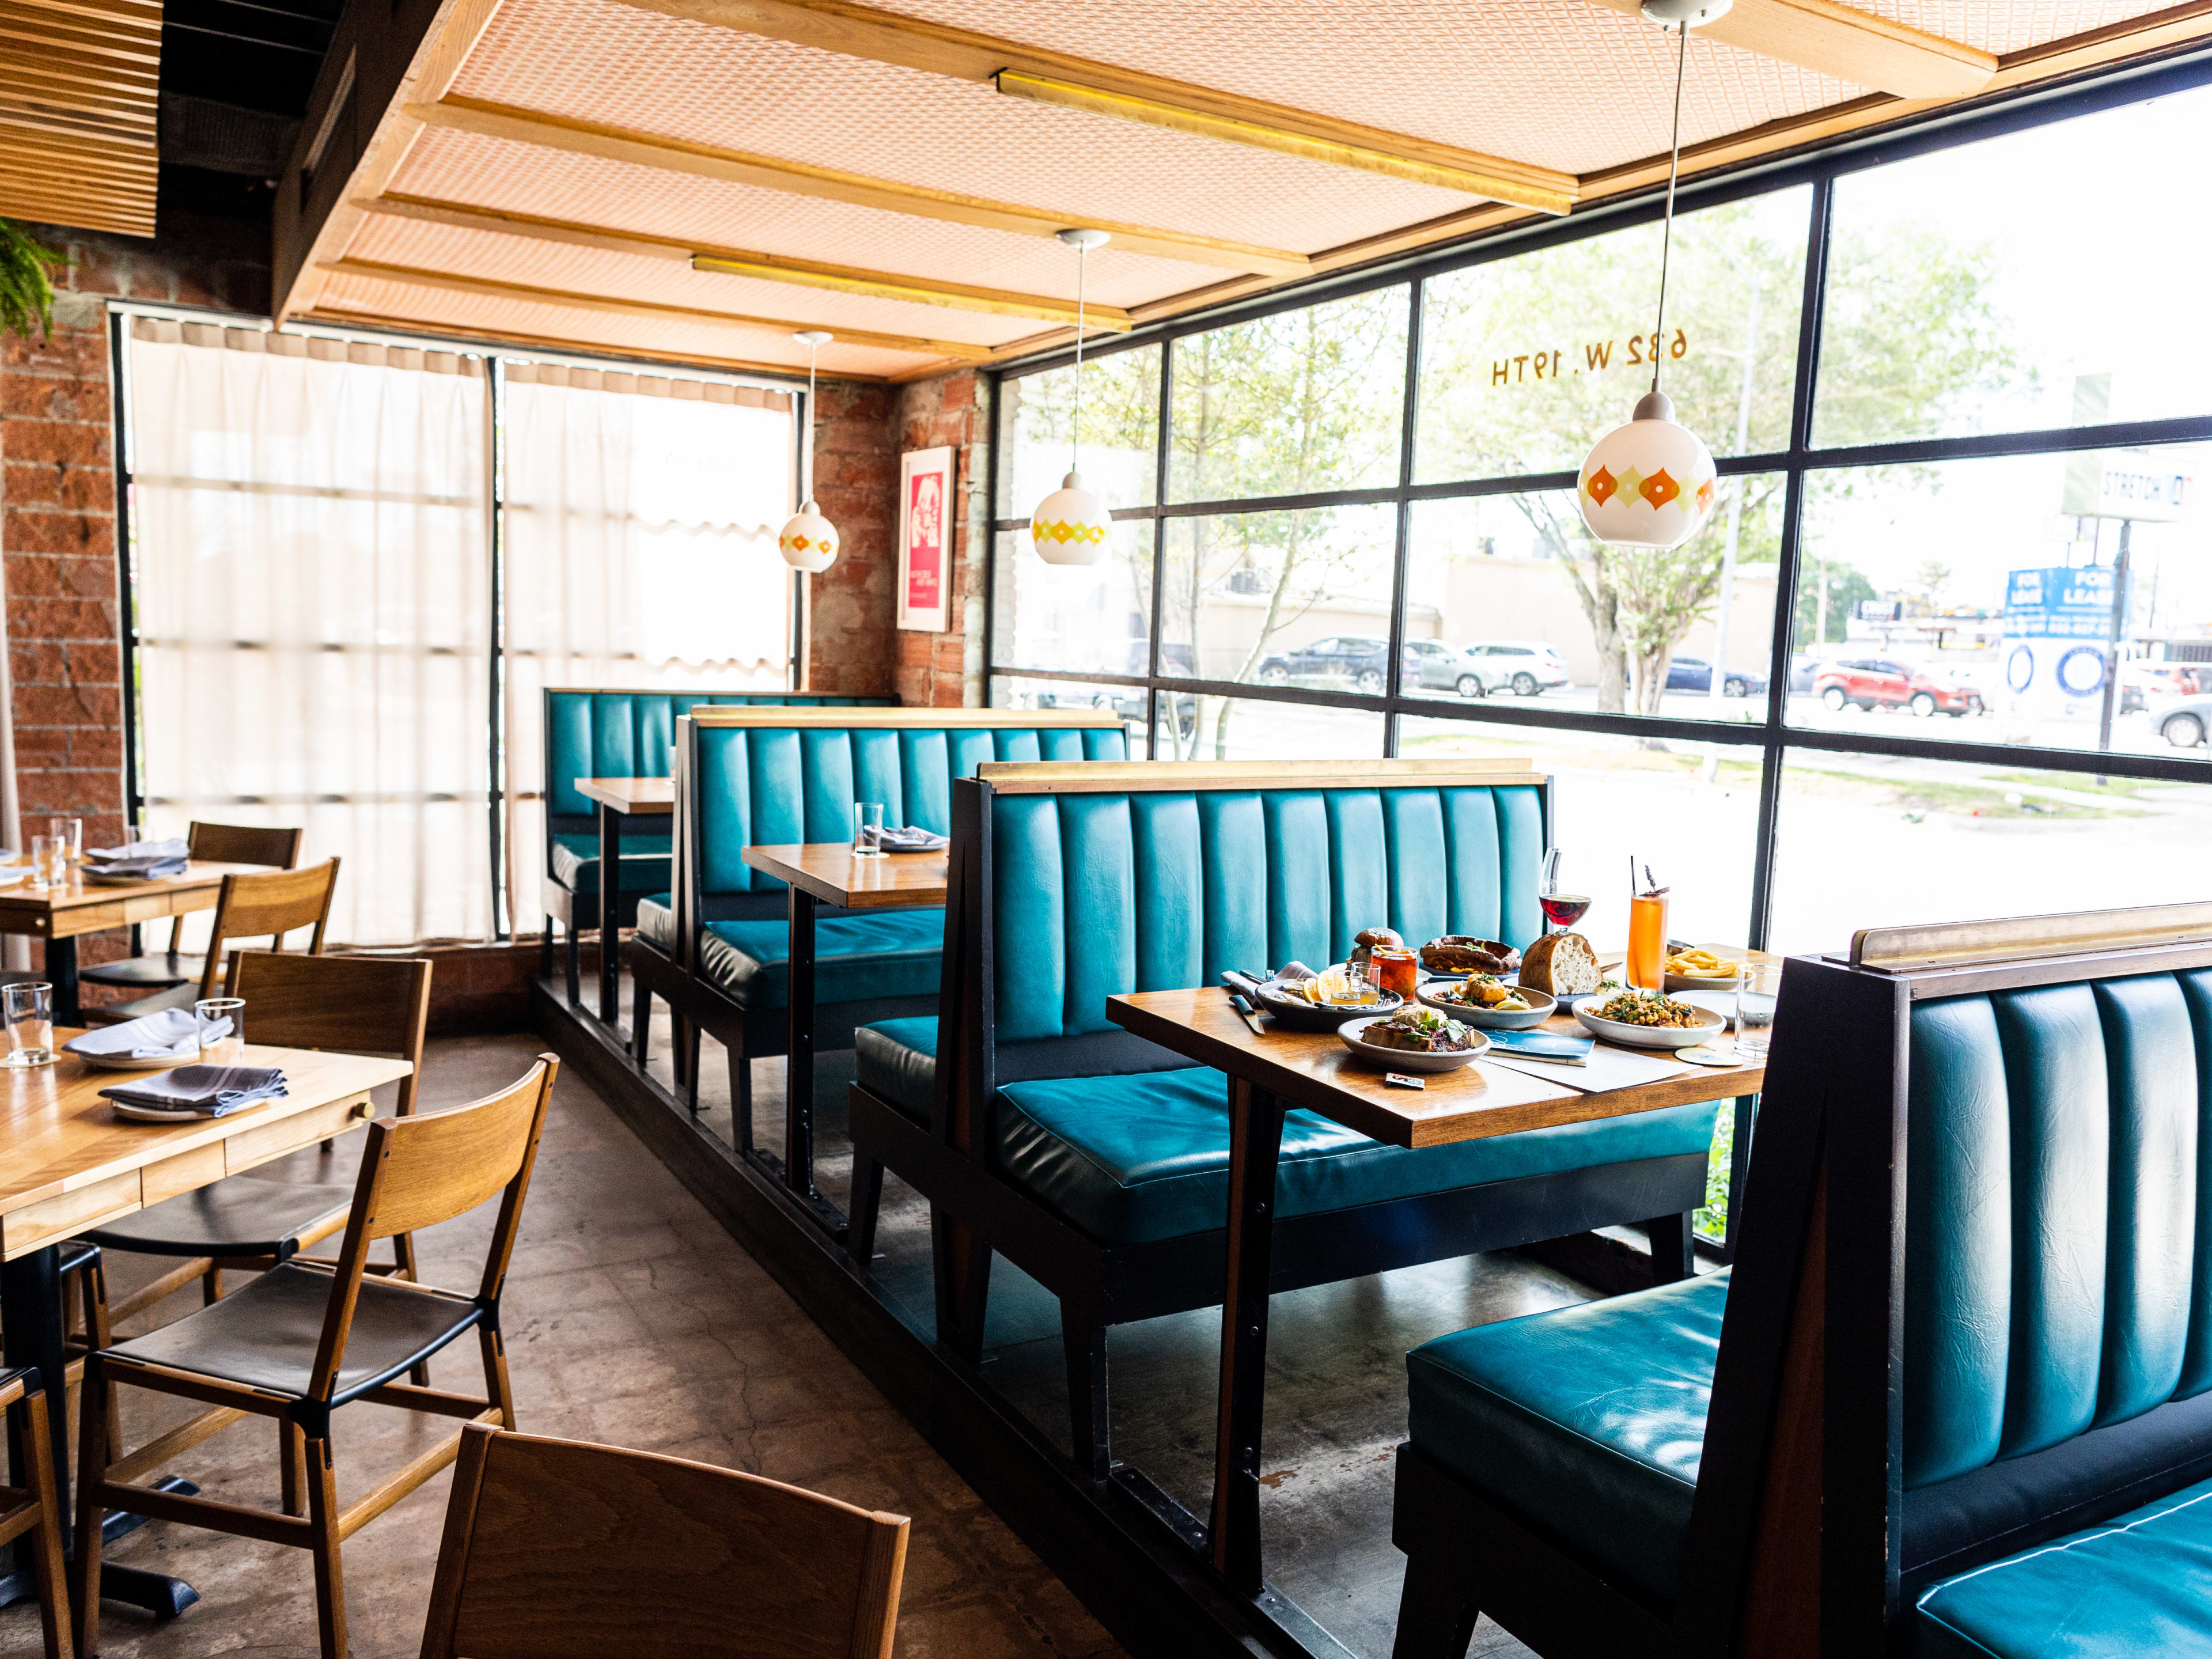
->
[1814, 658, 1984, 717]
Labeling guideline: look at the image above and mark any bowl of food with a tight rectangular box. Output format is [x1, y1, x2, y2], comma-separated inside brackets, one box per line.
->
[1663, 946, 1745, 993]
[1418, 936, 1522, 977]
[1418, 974, 1556, 1029]
[1252, 964, 1402, 1030]
[1339, 1005, 1490, 1073]
[1574, 988, 1726, 1050]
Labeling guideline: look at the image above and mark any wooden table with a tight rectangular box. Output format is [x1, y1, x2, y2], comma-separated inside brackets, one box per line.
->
[0, 862, 272, 1025]
[739, 843, 948, 1226]
[1106, 986, 1765, 1596]
[573, 778, 674, 1027]
[0, 1036, 410, 1619]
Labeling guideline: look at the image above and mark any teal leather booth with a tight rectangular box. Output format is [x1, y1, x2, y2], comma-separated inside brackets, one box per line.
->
[1390, 913, 2212, 1659]
[635, 709, 1128, 1213]
[846, 760, 1724, 1478]
[539, 687, 890, 1004]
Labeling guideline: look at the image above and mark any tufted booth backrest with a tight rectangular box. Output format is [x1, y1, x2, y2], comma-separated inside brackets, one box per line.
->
[688, 714, 1129, 902]
[543, 690, 894, 824]
[1903, 969, 2212, 1489]
[983, 771, 1550, 1044]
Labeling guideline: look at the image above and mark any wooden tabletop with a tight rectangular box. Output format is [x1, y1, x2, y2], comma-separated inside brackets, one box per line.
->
[574, 777, 674, 815]
[0, 861, 274, 941]
[0, 1037, 411, 1260]
[740, 843, 949, 910]
[1107, 988, 1764, 1150]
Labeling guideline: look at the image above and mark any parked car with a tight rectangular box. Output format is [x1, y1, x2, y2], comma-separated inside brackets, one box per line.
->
[1255, 634, 1411, 694]
[1814, 658, 1984, 717]
[2157, 694, 2211, 749]
[1663, 655, 1767, 697]
[1403, 638, 1504, 697]
[1459, 641, 1571, 697]
[1789, 656, 1831, 695]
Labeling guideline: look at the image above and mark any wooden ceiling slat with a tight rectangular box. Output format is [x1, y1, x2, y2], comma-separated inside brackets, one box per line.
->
[0, 0, 161, 236]
[317, 256, 998, 359]
[0, 109, 156, 152]
[7, 0, 160, 35]
[406, 96, 1315, 277]
[1583, 0, 1997, 99]
[355, 192, 1137, 329]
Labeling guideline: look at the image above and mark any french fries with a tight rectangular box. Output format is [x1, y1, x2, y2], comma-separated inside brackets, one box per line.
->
[1664, 948, 1741, 979]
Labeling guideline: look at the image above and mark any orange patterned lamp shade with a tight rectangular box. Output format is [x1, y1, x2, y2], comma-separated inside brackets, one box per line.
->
[1030, 471, 1111, 566]
[1577, 389, 1717, 551]
[779, 500, 840, 574]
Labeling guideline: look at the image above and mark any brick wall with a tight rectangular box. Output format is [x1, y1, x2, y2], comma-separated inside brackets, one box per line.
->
[892, 368, 988, 709]
[804, 378, 898, 696]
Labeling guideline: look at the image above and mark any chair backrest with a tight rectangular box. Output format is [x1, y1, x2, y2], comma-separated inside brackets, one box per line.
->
[419, 1422, 908, 1659]
[225, 950, 431, 1115]
[540, 688, 896, 836]
[1673, 904, 2212, 1656]
[310, 1056, 557, 1402]
[186, 821, 302, 868]
[675, 707, 1130, 931]
[196, 859, 340, 997]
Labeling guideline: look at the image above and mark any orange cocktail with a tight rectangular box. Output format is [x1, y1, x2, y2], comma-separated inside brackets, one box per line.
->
[1627, 890, 1670, 991]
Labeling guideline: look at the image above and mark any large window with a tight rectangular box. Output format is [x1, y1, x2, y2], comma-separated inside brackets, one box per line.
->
[986, 70, 2212, 962]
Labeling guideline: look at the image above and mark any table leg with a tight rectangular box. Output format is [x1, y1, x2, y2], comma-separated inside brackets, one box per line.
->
[597, 802, 622, 1027]
[1208, 1079, 1286, 1596]
[786, 885, 817, 1201]
[0, 1247, 199, 1620]
[43, 935, 77, 1028]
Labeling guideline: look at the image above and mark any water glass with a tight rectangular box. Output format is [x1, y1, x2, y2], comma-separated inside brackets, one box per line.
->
[1736, 961, 1782, 1057]
[853, 801, 887, 859]
[3, 982, 53, 1068]
[28, 836, 55, 891]
[46, 817, 80, 867]
[196, 997, 245, 1065]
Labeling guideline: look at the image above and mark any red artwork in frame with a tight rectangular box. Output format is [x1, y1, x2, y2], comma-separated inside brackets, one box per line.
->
[898, 445, 953, 632]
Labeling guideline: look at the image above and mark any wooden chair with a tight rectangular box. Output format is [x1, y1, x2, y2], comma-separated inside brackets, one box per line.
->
[0, 1369, 71, 1659]
[419, 1422, 908, 1658]
[67, 950, 434, 1408]
[79, 821, 304, 997]
[75, 1054, 557, 1659]
[89, 855, 340, 1024]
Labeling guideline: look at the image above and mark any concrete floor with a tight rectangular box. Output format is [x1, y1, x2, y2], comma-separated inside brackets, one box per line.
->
[628, 982, 1591, 1659]
[0, 1031, 1121, 1659]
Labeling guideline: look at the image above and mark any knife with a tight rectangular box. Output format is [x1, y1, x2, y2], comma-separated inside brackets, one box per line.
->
[1227, 992, 1267, 1036]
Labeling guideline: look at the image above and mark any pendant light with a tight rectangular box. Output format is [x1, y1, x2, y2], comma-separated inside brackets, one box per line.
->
[1030, 228, 1113, 566]
[1576, 0, 1730, 551]
[779, 329, 840, 574]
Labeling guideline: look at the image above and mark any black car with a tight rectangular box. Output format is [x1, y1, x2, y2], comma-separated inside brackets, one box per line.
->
[1257, 634, 1408, 694]
[1664, 654, 1768, 697]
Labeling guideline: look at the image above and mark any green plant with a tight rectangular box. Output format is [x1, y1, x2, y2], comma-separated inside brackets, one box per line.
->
[0, 219, 64, 342]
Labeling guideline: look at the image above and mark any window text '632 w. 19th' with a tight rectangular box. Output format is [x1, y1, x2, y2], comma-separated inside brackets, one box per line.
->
[1491, 329, 1690, 387]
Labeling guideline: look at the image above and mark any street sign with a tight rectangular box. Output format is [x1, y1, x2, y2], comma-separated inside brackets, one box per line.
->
[2059, 448, 2193, 522]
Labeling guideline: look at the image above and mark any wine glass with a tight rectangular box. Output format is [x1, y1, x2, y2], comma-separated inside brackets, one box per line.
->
[1537, 848, 1590, 935]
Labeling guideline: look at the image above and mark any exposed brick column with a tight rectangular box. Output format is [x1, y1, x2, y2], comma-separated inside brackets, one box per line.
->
[805, 379, 898, 696]
[893, 368, 988, 709]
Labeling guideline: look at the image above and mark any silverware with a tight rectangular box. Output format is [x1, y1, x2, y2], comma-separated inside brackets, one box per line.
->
[1227, 992, 1267, 1036]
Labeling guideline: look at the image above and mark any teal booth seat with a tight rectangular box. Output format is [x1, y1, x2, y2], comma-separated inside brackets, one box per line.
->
[1389, 953, 2212, 1659]
[636, 713, 1129, 1154]
[846, 762, 1726, 1480]
[538, 688, 891, 1002]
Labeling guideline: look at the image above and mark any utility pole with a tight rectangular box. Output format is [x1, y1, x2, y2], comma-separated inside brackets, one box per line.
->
[2095, 518, 2132, 766]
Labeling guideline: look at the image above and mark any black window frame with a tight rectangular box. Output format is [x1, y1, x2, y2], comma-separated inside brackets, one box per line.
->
[983, 46, 2212, 952]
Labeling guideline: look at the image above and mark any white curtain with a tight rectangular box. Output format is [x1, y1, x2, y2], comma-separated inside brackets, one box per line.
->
[127, 319, 493, 946]
[500, 362, 796, 934]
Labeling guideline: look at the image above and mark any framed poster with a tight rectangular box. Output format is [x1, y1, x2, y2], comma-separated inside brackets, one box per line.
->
[897, 445, 953, 632]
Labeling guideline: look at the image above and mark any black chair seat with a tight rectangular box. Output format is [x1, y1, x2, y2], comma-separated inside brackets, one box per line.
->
[80, 953, 206, 990]
[86, 1177, 355, 1259]
[100, 1262, 483, 1404]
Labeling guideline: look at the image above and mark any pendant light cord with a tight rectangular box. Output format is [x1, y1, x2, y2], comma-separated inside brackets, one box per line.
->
[1071, 242, 1089, 468]
[806, 339, 819, 502]
[1651, 17, 1690, 398]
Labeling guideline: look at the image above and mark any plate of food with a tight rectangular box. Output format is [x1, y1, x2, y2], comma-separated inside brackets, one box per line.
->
[1664, 946, 1747, 992]
[1418, 974, 1556, 1029]
[1418, 935, 1521, 978]
[1252, 964, 1402, 1031]
[1574, 988, 1727, 1050]
[1339, 1005, 1490, 1073]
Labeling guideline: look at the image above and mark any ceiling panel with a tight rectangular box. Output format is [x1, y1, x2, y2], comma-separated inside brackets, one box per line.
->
[0, 0, 162, 237]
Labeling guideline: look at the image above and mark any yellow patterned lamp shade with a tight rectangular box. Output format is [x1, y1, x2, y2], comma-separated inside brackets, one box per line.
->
[779, 499, 839, 574]
[1577, 391, 1717, 551]
[1030, 471, 1111, 567]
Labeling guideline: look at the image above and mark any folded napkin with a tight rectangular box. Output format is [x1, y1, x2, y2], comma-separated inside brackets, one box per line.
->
[874, 825, 949, 853]
[65, 1007, 223, 1062]
[83, 836, 190, 880]
[100, 1064, 286, 1119]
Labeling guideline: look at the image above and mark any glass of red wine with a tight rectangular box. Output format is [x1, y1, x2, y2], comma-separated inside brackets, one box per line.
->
[1538, 848, 1590, 935]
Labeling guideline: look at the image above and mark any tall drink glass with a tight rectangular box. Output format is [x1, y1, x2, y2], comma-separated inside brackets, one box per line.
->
[1627, 889, 1670, 992]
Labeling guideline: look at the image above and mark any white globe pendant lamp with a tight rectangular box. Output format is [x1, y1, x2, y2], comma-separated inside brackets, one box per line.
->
[779, 330, 840, 574]
[1577, 0, 1731, 552]
[1031, 228, 1113, 566]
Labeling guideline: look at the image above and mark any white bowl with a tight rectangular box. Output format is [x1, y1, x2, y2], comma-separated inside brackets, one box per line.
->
[1573, 1001, 1726, 1050]
[1415, 982, 1556, 1029]
[1338, 1014, 1490, 1073]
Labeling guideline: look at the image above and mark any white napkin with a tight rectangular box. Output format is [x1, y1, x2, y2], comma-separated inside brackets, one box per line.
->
[65, 1007, 224, 1062]
[85, 838, 190, 865]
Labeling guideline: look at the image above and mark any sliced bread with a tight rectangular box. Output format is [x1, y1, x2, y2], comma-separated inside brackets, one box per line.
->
[1520, 930, 1602, 996]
